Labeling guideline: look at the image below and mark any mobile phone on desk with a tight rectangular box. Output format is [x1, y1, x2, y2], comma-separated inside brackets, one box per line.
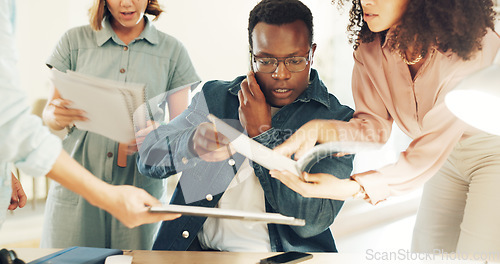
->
[260, 251, 313, 264]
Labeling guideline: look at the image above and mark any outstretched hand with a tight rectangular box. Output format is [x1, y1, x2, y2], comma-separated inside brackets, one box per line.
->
[269, 170, 360, 201]
[99, 184, 180, 228]
[127, 121, 160, 154]
[273, 119, 338, 160]
[191, 122, 235, 162]
[45, 97, 87, 130]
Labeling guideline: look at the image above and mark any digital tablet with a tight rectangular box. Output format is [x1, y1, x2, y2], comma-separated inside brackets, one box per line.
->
[149, 204, 305, 226]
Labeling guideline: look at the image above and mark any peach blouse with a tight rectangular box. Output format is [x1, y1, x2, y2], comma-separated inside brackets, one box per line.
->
[335, 29, 500, 204]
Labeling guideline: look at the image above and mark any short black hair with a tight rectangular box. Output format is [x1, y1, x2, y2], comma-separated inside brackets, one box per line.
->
[248, 0, 314, 50]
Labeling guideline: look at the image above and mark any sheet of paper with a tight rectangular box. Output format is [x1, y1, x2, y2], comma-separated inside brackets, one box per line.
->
[208, 114, 384, 176]
[149, 204, 305, 226]
[295, 141, 384, 172]
[207, 114, 302, 176]
[50, 69, 146, 143]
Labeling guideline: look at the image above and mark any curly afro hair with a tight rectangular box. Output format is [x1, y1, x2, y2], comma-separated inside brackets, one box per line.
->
[333, 0, 497, 60]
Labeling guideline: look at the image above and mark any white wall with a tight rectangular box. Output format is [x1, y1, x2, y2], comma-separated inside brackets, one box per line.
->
[16, 0, 355, 107]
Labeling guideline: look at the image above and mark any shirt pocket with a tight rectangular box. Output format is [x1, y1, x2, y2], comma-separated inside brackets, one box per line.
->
[47, 180, 80, 205]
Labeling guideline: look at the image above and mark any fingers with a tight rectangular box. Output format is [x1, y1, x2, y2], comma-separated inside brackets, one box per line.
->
[238, 89, 245, 105]
[16, 183, 27, 208]
[8, 198, 19, 210]
[302, 172, 322, 183]
[140, 194, 181, 223]
[133, 121, 160, 153]
[48, 99, 87, 127]
[269, 170, 311, 196]
[53, 107, 87, 121]
[108, 186, 181, 228]
[196, 123, 231, 148]
[49, 98, 72, 108]
[9, 175, 27, 210]
[9, 189, 19, 210]
[273, 134, 306, 159]
[135, 121, 158, 138]
[192, 123, 232, 161]
[130, 194, 181, 228]
[273, 121, 319, 160]
[247, 71, 266, 101]
[239, 77, 251, 104]
[127, 143, 138, 155]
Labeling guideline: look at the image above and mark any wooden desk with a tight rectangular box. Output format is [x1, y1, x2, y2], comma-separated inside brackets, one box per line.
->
[13, 248, 364, 263]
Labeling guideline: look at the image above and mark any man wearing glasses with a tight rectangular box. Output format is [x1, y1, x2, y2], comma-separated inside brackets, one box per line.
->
[138, 0, 354, 252]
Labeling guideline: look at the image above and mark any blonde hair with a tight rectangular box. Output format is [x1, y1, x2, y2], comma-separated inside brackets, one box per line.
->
[88, 0, 164, 31]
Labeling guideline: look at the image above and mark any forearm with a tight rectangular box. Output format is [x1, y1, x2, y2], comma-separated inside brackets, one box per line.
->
[138, 124, 200, 178]
[48, 150, 181, 228]
[354, 104, 467, 204]
[167, 87, 190, 121]
[47, 150, 112, 208]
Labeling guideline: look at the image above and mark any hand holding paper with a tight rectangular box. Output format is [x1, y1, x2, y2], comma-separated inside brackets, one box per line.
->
[208, 114, 383, 177]
[45, 95, 88, 130]
[192, 122, 235, 162]
[49, 69, 147, 143]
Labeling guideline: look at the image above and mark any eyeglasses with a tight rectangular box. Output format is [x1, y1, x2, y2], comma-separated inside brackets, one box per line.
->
[251, 48, 312, 73]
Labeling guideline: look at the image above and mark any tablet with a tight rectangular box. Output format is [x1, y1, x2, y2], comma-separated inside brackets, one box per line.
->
[149, 204, 305, 226]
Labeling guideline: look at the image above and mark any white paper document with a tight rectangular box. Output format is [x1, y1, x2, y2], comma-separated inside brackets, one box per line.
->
[149, 204, 306, 226]
[208, 114, 383, 177]
[50, 69, 148, 143]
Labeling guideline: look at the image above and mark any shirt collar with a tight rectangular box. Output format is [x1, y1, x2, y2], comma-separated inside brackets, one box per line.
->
[95, 16, 159, 46]
[228, 69, 331, 108]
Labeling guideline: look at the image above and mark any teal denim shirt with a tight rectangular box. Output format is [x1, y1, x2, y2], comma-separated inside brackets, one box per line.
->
[138, 69, 354, 252]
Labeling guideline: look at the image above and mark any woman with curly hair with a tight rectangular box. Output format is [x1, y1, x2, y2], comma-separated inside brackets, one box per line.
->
[40, 0, 200, 250]
[270, 0, 500, 254]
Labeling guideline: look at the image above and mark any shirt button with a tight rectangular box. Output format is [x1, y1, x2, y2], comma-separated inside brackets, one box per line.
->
[206, 194, 213, 201]
[181, 157, 188, 165]
[107, 152, 113, 158]
[123, 46, 128, 51]
[228, 159, 235, 166]
[120, 68, 126, 74]
[182, 230, 189, 238]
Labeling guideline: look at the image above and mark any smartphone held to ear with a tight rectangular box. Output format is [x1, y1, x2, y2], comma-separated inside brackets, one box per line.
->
[260, 251, 313, 264]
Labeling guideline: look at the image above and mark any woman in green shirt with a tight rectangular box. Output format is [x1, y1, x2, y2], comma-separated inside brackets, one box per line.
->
[41, 0, 200, 250]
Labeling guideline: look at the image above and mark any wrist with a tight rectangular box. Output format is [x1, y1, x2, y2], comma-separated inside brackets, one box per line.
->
[84, 179, 114, 209]
[49, 119, 68, 131]
[247, 124, 271, 138]
[314, 120, 338, 143]
[350, 177, 366, 200]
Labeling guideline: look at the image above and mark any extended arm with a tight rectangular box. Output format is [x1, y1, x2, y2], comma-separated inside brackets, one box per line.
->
[49, 150, 180, 228]
[253, 128, 354, 238]
[137, 91, 212, 178]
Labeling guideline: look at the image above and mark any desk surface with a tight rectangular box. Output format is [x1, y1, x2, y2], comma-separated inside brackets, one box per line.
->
[13, 248, 363, 264]
[15, 248, 500, 263]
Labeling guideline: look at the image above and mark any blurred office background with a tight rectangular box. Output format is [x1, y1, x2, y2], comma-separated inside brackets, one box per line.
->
[2, 0, 498, 254]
